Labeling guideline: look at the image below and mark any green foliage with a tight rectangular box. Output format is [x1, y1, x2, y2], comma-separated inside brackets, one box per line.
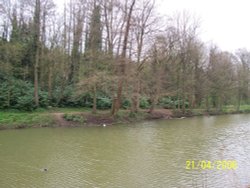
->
[97, 97, 112, 109]
[56, 86, 113, 110]
[39, 91, 49, 108]
[159, 97, 175, 109]
[122, 99, 131, 109]
[139, 97, 150, 109]
[52, 85, 80, 107]
[0, 79, 49, 111]
[159, 97, 189, 109]
[63, 113, 86, 123]
[15, 94, 34, 111]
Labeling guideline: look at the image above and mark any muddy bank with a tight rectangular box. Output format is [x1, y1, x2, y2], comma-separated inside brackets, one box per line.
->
[1, 108, 249, 130]
[56, 109, 173, 127]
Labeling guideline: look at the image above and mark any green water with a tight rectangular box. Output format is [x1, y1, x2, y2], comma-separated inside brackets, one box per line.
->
[0, 114, 249, 188]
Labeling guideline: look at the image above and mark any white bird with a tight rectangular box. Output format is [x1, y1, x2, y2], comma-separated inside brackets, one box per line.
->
[103, 124, 106, 127]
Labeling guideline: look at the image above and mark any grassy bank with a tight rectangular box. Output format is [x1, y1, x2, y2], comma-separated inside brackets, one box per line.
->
[0, 105, 250, 130]
[189, 105, 250, 116]
[0, 111, 54, 129]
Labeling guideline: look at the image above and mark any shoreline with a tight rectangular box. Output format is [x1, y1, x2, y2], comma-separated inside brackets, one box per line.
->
[0, 108, 250, 130]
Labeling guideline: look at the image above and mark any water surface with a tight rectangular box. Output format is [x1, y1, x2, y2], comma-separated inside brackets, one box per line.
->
[0, 114, 249, 188]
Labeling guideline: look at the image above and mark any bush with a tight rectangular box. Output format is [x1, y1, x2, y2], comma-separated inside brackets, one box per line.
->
[39, 91, 49, 108]
[0, 78, 49, 111]
[159, 96, 189, 109]
[63, 113, 86, 123]
[15, 95, 35, 111]
[122, 99, 131, 109]
[97, 97, 112, 109]
[139, 97, 150, 109]
[0, 79, 34, 110]
[159, 97, 175, 109]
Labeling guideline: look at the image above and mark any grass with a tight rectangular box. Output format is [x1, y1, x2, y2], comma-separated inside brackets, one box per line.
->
[0, 105, 249, 130]
[0, 111, 54, 129]
[47, 107, 90, 113]
[239, 105, 250, 112]
[190, 105, 250, 116]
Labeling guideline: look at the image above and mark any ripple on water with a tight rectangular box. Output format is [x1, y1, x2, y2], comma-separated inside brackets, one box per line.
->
[0, 115, 249, 188]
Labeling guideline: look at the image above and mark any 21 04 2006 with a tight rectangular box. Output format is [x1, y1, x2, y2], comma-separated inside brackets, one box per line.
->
[186, 160, 238, 170]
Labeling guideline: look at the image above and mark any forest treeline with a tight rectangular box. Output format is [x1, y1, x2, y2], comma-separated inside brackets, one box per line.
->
[0, 0, 249, 114]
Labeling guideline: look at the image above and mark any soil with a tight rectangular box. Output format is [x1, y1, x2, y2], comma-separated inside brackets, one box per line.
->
[52, 109, 173, 127]
[147, 109, 173, 119]
[52, 112, 115, 127]
[53, 113, 76, 127]
[86, 114, 114, 125]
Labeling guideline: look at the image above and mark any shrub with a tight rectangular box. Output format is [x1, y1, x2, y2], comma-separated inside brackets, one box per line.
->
[38, 91, 48, 108]
[15, 95, 34, 111]
[0, 78, 49, 111]
[122, 99, 131, 109]
[97, 97, 112, 109]
[159, 97, 175, 109]
[139, 97, 150, 109]
[63, 113, 86, 123]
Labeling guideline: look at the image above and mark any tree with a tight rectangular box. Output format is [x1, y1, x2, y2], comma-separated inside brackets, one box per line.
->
[68, 1, 85, 85]
[33, 0, 41, 107]
[111, 0, 136, 115]
[82, 2, 103, 113]
[207, 47, 235, 111]
[130, 0, 157, 113]
[235, 49, 250, 110]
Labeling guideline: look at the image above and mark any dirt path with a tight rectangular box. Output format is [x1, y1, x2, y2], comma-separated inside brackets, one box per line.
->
[53, 113, 71, 127]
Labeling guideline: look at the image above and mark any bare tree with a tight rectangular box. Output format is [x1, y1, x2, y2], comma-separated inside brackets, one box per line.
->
[130, 0, 157, 113]
[33, 0, 41, 107]
[111, 0, 136, 115]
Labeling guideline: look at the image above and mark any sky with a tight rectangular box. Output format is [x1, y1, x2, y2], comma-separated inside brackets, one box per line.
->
[56, 0, 250, 52]
[156, 0, 250, 52]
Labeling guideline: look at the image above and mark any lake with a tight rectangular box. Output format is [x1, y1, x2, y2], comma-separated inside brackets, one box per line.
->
[0, 114, 249, 188]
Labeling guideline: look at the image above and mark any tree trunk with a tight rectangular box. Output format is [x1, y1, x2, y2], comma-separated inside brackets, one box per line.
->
[34, 50, 39, 107]
[34, 0, 41, 107]
[131, 78, 140, 113]
[111, 0, 136, 115]
[237, 88, 241, 112]
[92, 84, 97, 114]
[149, 97, 156, 114]
[205, 95, 209, 112]
[112, 76, 124, 115]
[48, 64, 52, 101]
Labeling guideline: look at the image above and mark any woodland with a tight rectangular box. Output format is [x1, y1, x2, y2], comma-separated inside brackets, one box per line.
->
[0, 0, 249, 116]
